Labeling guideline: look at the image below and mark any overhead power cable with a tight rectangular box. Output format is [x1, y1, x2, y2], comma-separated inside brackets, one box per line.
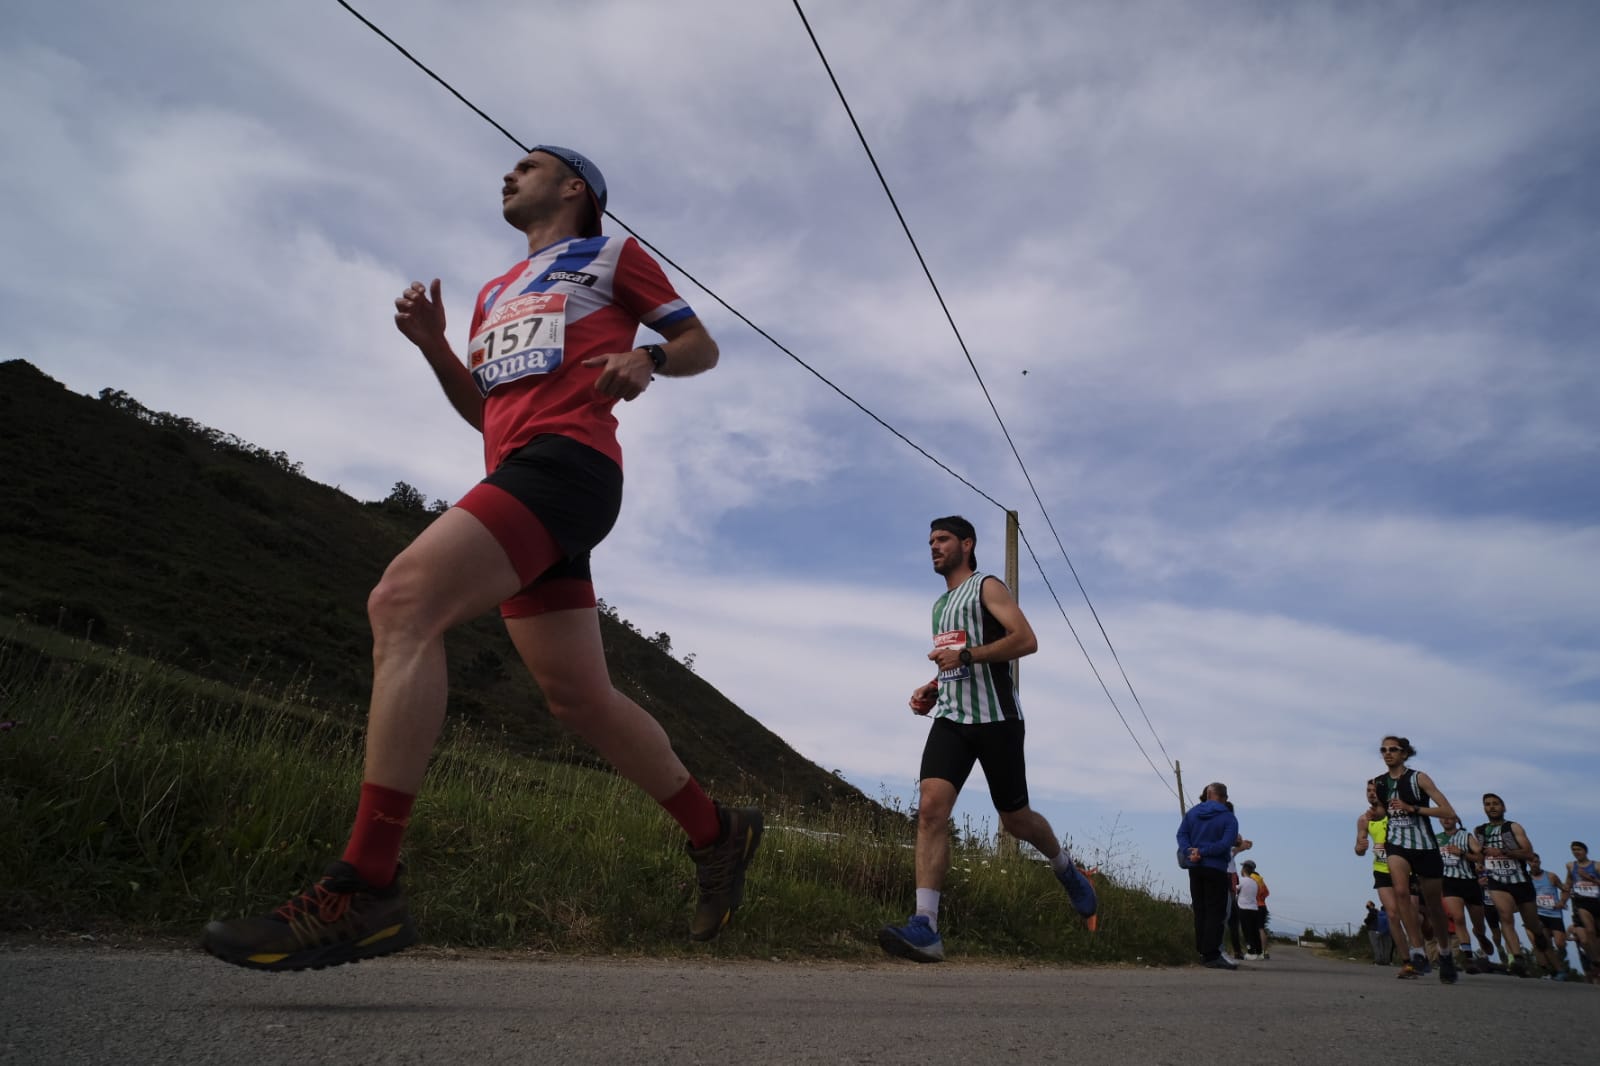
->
[1018, 528, 1180, 802]
[331, 0, 1177, 798]
[331, 0, 1003, 512]
[790, 0, 1175, 773]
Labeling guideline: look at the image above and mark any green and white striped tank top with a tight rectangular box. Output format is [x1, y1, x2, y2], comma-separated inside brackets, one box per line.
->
[931, 572, 1020, 725]
[1436, 827, 1474, 880]
[1476, 822, 1530, 885]
[1377, 771, 1435, 850]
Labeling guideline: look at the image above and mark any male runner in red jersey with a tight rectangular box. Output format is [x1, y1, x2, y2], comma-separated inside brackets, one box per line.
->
[203, 146, 761, 970]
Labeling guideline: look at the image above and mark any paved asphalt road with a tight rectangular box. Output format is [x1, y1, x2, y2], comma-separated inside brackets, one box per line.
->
[1, 941, 1590, 1065]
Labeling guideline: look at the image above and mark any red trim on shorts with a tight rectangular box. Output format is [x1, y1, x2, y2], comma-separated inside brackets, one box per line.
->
[456, 482, 562, 586]
[501, 577, 597, 619]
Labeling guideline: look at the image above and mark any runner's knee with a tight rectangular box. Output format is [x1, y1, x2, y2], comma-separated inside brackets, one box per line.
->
[917, 792, 954, 828]
[367, 568, 448, 648]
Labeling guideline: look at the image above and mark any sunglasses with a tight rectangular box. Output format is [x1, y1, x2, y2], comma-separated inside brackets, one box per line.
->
[1379, 746, 1404, 754]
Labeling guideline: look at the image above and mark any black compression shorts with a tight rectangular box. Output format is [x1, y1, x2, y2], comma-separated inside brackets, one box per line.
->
[457, 434, 623, 618]
[919, 716, 1029, 812]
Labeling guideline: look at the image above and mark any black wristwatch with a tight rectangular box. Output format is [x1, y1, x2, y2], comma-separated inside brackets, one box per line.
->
[640, 344, 668, 373]
[959, 647, 973, 666]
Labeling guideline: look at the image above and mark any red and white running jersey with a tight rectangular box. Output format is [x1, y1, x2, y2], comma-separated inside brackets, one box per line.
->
[467, 235, 694, 471]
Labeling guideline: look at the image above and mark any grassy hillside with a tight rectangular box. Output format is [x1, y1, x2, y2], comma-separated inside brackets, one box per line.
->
[0, 360, 1197, 963]
[0, 628, 1193, 962]
[0, 359, 864, 812]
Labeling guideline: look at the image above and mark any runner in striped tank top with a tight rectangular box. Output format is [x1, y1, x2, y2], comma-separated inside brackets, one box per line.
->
[878, 516, 1097, 963]
[1476, 793, 1566, 977]
[1436, 813, 1495, 971]
[1372, 735, 1460, 982]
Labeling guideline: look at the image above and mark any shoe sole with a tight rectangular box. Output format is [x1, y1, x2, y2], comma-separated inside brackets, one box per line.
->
[877, 927, 944, 963]
[689, 813, 765, 943]
[202, 917, 419, 973]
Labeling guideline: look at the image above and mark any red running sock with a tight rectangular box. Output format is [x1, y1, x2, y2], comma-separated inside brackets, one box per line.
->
[661, 778, 721, 849]
[341, 781, 416, 888]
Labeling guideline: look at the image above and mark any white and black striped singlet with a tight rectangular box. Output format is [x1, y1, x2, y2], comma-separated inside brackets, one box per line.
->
[1475, 821, 1530, 886]
[1437, 827, 1475, 880]
[1375, 770, 1435, 851]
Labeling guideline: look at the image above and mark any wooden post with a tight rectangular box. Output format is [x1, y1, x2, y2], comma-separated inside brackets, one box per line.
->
[1175, 759, 1187, 815]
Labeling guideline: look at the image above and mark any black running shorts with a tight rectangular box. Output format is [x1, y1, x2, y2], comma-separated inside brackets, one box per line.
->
[1373, 870, 1393, 890]
[457, 434, 623, 618]
[1385, 843, 1443, 880]
[919, 716, 1029, 812]
[1539, 913, 1566, 933]
[1489, 880, 1535, 907]
[1442, 876, 1479, 900]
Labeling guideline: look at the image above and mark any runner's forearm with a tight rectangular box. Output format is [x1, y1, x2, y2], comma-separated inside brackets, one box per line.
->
[968, 631, 1036, 663]
[418, 338, 484, 429]
[650, 322, 718, 378]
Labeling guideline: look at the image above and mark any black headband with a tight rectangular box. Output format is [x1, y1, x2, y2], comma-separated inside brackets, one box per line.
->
[930, 516, 976, 542]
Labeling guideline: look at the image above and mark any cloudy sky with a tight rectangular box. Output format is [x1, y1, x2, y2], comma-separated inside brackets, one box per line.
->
[6, 0, 1598, 939]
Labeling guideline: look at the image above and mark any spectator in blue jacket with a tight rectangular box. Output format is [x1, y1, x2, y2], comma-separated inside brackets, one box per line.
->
[1178, 781, 1242, 969]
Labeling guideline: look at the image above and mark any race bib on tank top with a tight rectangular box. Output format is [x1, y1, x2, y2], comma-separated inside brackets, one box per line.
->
[934, 629, 971, 683]
[468, 292, 566, 395]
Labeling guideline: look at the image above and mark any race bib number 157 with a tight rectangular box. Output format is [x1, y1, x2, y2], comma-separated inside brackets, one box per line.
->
[469, 292, 566, 395]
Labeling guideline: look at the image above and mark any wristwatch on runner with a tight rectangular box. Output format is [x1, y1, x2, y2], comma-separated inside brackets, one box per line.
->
[959, 647, 973, 666]
[640, 343, 668, 373]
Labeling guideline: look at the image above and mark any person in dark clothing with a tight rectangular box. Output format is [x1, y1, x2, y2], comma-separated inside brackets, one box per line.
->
[1177, 781, 1242, 969]
[1363, 901, 1384, 963]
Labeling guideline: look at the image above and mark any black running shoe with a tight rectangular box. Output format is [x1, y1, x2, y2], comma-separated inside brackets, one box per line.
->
[686, 803, 763, 941]
[1439, 953, 1458, 984]
[202, 861, 417, 972]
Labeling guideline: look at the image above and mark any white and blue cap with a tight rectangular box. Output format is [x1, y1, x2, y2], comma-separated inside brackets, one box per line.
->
[531, 144, 607, 237]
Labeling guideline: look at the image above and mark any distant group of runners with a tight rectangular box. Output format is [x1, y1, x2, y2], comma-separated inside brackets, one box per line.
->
[1356, 735, 1598, 983]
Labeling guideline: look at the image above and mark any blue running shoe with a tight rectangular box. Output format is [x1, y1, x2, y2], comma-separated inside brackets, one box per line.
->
[1054, 857, 1099, 931]
[877, 915, 945, 963]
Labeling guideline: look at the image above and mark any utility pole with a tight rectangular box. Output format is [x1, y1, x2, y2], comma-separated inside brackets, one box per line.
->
[1175, 759, 1187, 815]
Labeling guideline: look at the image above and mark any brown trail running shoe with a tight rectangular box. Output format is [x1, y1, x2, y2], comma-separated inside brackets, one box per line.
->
[687, 804, 764, 941]
[201, 861, 417, 972]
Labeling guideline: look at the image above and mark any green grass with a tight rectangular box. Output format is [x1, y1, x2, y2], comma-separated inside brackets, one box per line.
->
[0, 625, 1193, 964]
